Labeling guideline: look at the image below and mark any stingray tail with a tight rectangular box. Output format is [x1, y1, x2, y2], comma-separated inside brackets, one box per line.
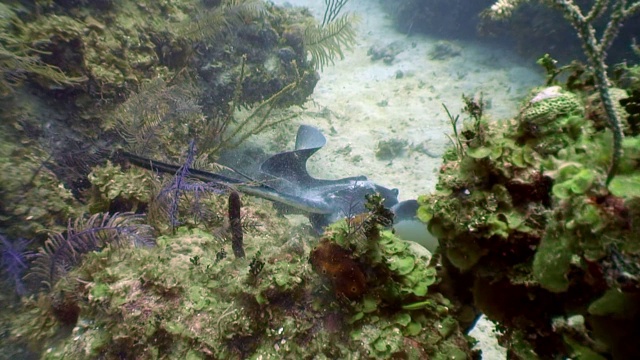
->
[121, 151, 244, 185]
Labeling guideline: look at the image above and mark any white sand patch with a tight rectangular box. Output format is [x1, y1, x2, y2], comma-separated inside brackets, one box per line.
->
[266, 1, 544, 358]
[272, 0, 541, 202]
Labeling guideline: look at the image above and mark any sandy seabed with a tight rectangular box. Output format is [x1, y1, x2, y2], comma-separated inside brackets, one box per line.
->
[262, 0, 545, 357]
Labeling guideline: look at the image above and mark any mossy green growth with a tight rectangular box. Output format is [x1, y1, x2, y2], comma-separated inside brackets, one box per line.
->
[419, 84, 640, 357]
[419, 113, 546, 274]
[534, 130, 639, 293]
[12, 191, 472, 359]
[349, 311, 471, 359]
[0, 125, 84, 238]
[0, 3, 86, 95]
[378, 230, 437, 297]
[87, 161, 155, 212]
[23, 217, 303, 359]
[607, 137, 640, 198]
[13, 0, 177, 98]
[608, 174, 640, 198]
[419, 170, 543, 272]
[323, 218, 437, 301]
[551, 167, 595, 199]
[588, 288, 639, 317]
[313, 217, 473, 358]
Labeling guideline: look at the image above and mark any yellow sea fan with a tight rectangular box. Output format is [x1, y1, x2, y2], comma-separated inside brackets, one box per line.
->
[303, 14, 357, 71]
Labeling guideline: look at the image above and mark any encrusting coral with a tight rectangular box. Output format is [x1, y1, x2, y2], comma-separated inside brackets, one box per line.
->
[418, 64, 640, 358]
[0, 0, 475, 358]
[6, 189, 476, 359]
[485, 0, 640, 183]
[0, 123, 83, 239]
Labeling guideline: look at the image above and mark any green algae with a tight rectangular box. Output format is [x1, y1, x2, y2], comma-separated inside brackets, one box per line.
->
[418, 80, 640, 358]
[7, 190, 473, 359]
[0, 125, 84, 238]
[87, 161, 155, 213]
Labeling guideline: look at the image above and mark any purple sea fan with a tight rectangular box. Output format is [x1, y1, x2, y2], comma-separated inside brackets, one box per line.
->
[26, 212, 155, 291]
[154, 140, 227, 232]
[0, 235, 33, 296]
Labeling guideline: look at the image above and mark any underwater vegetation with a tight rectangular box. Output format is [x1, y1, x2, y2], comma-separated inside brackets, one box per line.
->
[0, 3, 86, 96]
[87, 160, 155, 214]
[0, 123, 84, 239]
[6, 0, 639, 359]
[0, 236, 32, 297]
[0, 0, 479, 358]
[143, 139, 232, 235]
[2, 0, 343, 185]
[109, 0, 358, 166]
[418, 55, 640, 358]
[0, 0, 358, 244]
[26, 212, 154, 291]
[0, 212, 153, 353]
[5, 191, 476, 359]
[487, 0, 640, 184]
[302, 8, 357, 71]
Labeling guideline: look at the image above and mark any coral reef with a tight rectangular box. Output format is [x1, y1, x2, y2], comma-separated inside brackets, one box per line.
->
[0, 122, 84, 239]
[87, 161, 156, 213]
[485, 0, 640, 184]
[0, 0, 364, 253]
[1, 0, 323, 223]
[0, 0, 475, 358]
[0, 3, 85, 96]
[5, 191, 476, 358]
[418, 67, 640, 358]
[26, 212, 154, 291]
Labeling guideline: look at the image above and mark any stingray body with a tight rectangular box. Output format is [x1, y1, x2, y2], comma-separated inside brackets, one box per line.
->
[123, 125, 419, 232]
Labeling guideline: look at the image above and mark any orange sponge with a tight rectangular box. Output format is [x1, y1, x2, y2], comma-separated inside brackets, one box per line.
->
[310, 239, 367, 299]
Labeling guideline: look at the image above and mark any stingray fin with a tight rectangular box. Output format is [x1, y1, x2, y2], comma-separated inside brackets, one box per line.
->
[260, 125, 327, 186]
[294, 124, 327, 150]
[391, 199, 419, 222]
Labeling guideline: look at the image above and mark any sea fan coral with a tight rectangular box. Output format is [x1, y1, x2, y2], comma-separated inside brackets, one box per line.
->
[27, 212, 155, 290]
[0, 235, 33, 296]
[150, 140, 227, 232]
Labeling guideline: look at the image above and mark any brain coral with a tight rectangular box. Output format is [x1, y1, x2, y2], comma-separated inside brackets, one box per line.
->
[520, 86, 584, 127]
